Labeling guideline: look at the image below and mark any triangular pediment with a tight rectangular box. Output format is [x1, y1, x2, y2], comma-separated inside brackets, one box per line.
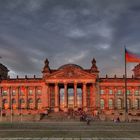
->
[46, 65, 96, 80]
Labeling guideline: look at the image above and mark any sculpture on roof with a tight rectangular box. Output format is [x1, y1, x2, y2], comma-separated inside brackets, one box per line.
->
[42, 58, 50, 78]
[90, 58, 99, 76]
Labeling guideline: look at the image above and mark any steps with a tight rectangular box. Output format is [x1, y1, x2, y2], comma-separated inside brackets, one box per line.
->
[40, 111, 80, 121]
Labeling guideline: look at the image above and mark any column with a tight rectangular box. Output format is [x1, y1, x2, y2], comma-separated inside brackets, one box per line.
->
[106, 88, 109, 110]
[83, 83, 87, 111]
[8, 87, 11, 109]
[48, 85, 51, 107]
[96, 82, 100, 112]
[64, 83, 68, 112]
[46, 83, 49, 108]
[54, 83, 59, 112]
[17, 86, 20, 110]
[33, 86, 36, 109]
[26, 86, 28, 110]
[90, 83, 95, 109]
[74, 83, 77, 110]
[42, 84, 48, 109]
[132, 88, 135, 109]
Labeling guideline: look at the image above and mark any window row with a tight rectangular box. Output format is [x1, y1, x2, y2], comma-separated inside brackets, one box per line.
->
[100, 98, 140, 110]
[1, 89, 42, 96]
[100, 89, 140, 96]
[2, 98, 41, 104]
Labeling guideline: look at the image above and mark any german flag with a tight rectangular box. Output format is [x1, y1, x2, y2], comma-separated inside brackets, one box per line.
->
[125, 48, 140, 63]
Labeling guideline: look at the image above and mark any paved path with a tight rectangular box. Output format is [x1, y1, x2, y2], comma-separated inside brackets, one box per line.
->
[0, 138, 140, 140]
[0, 122, 140, 138]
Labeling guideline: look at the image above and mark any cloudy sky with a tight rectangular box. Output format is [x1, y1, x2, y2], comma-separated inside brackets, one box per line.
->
[0, 0, 140, 78]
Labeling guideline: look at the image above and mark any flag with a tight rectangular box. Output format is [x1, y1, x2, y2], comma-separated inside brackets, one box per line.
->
[125, 48, 140, 63]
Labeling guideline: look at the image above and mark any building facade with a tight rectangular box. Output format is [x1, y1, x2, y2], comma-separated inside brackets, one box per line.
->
[0, 58, 140, 116]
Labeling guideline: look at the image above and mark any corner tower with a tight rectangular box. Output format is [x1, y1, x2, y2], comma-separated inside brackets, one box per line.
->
[0, 63, 9, 80]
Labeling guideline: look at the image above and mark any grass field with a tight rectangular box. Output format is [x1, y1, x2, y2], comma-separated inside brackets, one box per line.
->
[0, 121, 140, 139]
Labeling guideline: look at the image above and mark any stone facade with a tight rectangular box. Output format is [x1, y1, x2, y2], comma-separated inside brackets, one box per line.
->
[0, 58, 140, 117]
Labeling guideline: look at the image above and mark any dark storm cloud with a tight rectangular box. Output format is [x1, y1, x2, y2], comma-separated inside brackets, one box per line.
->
[0, 0, 140, 77]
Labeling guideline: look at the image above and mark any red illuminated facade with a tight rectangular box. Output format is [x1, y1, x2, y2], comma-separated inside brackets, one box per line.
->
[0, 58, 140, 116]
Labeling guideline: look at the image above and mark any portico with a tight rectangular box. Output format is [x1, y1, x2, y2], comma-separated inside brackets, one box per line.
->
[46, 81, 96, 112]
[44, 63, 97, 112]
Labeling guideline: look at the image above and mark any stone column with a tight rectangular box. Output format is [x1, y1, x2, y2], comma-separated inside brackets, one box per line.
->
[74, 83, 77, 110]
[90, 83, 95, 109]
[8, 87, 12, 109]
[64, 83, 68, 112]
[34, 86, 37, 109]
[17, 86, 20, 110]
[33, 87, 36, 109]
[26, 86, 29, 110]
[54, 83, 59, 112]
[132, 88, 135, 109]
[46, 83, 49, 108]
[106, 88, 109, 110]
[83, 83, 87, 111]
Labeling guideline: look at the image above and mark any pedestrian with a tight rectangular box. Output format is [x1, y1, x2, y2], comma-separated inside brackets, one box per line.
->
[86, 117, 91, 125]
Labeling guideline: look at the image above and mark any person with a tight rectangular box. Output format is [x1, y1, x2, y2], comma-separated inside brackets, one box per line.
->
[86, 116, 91, 125]
[113, 116, 120, 123]
[116, 116, 120, 122]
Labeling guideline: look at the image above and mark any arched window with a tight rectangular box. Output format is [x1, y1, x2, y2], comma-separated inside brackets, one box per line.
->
[37, 98, 41, 103]
[134, 90, 139, 96]
[127, 99, 131, 109]
[109, 89, 113, 94]
[134, 99, 139, 109]
[117, 90, 122, 95]
[100, 99, 104, 109]
[2, 99, 8, 109]
[12, 90, 16, 96]
[127, 90, 131, 95]
[28, 99, 33, 104]
[2, 90, 7, 96]
[3, 99, 8, 104]
[37, 89, 41, 95]
[109, 99, 113, 109]
[12, 99, 16, 104]
[28, 89, 33, 95]
[117, 99, 122, 109]
[19, 98, 25, 104]
[100, 90, 104, 94]
[36, 98, 41, 109]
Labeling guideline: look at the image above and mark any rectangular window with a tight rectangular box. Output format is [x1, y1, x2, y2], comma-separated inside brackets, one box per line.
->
[100, 99, 104, 109]
[12, 90, 16, 96]
[127, 90, 131, 95]
[109, 99, 113, 109]
[20, 89, 24, 96]
[109, 89, 113, 94]
[117, 90, 122, 95]
[37, 89, 41, 95]
[100, 89, 104, 94]
[29, 89, 33, 95]
[2, 90, 7, 96]
[134, 90, 139, 96]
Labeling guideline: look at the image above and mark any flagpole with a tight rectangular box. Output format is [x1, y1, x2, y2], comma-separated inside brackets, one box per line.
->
[10, 87, 13, 123]
[124, 46, 128, 122]
[0, 57, 2, 122]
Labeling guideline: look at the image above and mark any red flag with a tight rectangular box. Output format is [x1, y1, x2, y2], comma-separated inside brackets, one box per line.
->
[125, 48, 140, 63]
